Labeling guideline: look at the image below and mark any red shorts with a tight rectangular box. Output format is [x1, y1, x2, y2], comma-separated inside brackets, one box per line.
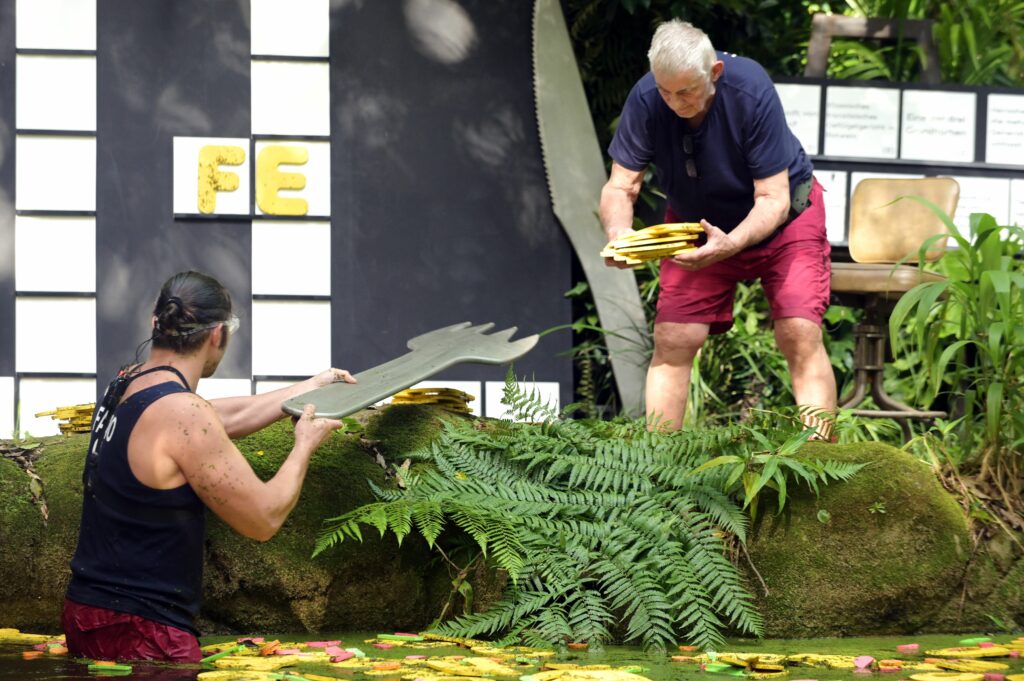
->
[62, 598, 201, 663]
[657, 178, 830, 334]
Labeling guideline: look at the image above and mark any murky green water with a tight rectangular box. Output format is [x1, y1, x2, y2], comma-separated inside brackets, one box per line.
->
[2, 632, 1022, 681]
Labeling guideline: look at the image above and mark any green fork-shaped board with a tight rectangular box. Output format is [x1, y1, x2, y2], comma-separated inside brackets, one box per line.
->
[281, 322, 539, 419]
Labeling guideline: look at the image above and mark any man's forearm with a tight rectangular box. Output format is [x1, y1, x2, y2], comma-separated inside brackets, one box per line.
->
[599, 186, 637, 239]
[727, 194, 789, 251]
[212, 377, 320, 438]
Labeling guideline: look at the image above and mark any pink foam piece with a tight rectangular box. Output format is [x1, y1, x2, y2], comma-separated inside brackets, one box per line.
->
[978, 642, 995, 648]
[331, 652, 356, 663]
[372, 643, 393, 650]
[1009, 651, 1020, 658]
[32, 644, 49, 651]
[897, 644, 920, 654]
[394, 632, 419, 637]
[325, 647, 344, 657]
[854, 656, 875, 669]
[275, 648, 302, 655]
[983, 674, 1004, 681]
[406, 655, 427, 660]
[306, 641, 330, 648]
[451, 656, 464, 661]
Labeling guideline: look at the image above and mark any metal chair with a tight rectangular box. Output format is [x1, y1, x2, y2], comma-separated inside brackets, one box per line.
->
[830, 177, 960, 441]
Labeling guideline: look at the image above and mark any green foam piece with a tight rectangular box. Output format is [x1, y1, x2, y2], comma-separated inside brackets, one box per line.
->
[282, 322, 537, 419]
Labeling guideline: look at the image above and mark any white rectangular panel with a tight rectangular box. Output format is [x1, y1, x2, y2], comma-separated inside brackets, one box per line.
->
[255, 380, 296, 395]
[775, 83, 821, 156]
[254, 140, 330, 218]
[900, 90, 976, 163]
[16, 136, 96, 211]
[484, 380, 560, 421]
[196, 378, 252, 401]
[16, 0, 96, 50]
[814, 170, 848, 244]
[252, 300, 331, 376]
[16, 55, 97, 132]
[172, 137, 251, 216]
[17, 377, 96, 438]
[986, 94, 1024, 165]
[16, 297, 96, 373]
[0, 377, 13, 439]
[252, 220, 331, 295]
[15, 216, 96, 292]
[946, 176, 1010, 238]
[251, 0, 329, 57]
[824, 86, 899, 158]
[1009, 179, 1024, 228]
[251, 61, 330, 136]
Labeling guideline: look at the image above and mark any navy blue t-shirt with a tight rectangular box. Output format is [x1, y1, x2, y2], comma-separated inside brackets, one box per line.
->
[608, 51, 812, 231]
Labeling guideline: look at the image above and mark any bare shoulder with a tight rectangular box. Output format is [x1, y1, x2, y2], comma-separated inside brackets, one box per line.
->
[145, 392, 230, 454]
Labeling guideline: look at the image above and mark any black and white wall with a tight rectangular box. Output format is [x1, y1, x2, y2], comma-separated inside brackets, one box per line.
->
[1, 0, 574, 436]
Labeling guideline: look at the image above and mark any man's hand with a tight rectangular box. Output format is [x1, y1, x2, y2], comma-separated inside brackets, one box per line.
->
[603, 227, 636, 269]
[312, 367, 357, 388]
[292, 403, 344, 452]
[670, 219, 739, 271]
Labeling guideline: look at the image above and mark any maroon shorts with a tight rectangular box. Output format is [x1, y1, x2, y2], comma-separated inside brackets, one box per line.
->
[657, 178, 830, 334]
[62, 598, 201, 663]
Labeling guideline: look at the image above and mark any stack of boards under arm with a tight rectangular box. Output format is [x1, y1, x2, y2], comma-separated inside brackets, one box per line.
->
[601, 222, 704, 266]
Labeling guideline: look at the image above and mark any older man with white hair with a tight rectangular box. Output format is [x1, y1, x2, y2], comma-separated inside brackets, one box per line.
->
[600, 20, 836, 437]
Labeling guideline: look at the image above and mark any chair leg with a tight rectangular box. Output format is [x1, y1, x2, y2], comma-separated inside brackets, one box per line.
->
[840, 299, 945, 443]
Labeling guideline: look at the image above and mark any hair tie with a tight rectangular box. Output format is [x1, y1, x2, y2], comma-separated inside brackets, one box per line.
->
[165, 295, 184, 309]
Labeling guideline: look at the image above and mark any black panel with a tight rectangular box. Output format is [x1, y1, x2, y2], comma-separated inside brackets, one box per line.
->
[96, 0, 251, 388]
[329, 1, 574, 406]
[0, 0, 14, 376]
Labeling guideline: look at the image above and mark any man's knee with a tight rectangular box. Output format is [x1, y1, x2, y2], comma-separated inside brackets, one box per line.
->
[652, 323, 708, 363]
[774, 317, 825, 360]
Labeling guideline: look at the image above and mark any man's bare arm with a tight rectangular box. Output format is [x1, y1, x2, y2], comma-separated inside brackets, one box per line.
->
[210, 369, 356, 439]
[162, 398, 341, 541]
[599, 162, 646, 241]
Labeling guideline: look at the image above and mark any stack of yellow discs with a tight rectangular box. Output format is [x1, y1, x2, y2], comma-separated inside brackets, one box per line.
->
[600, 223, 704, 266]
[390, 388, 475, 414]
[34, 403, 96, 434]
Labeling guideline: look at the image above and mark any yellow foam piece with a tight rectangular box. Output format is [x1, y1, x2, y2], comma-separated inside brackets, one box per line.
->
[527, 671, 651, 681]
[935, 660, 1010, 672]
[925, 647, 1011, 658]
[212, 655, 303, 671]
[0, 629, 57, 644]
[197, 672, 280, 681]
[909, 673, 984, 681]
[427, 657, 520, 677]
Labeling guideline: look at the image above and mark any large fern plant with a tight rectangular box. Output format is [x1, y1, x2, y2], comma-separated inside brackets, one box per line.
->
[314, 376, 865, 652]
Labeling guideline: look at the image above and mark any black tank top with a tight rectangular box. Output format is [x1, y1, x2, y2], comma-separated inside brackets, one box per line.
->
[67, 369, 205, 635]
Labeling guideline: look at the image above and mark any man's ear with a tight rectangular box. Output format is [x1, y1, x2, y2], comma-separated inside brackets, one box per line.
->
[208, 324, 224, 349]
[710, 60, 724, 82]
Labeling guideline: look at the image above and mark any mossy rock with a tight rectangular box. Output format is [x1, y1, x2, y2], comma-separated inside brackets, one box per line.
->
[747, 441, 971, 637]
[0, 404, 461, 634]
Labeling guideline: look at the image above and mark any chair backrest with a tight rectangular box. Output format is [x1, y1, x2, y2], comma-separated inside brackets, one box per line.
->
[848, 177, 960, 264]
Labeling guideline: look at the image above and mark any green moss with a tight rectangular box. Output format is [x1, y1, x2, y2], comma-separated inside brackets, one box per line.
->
[0, 435, 87, 630]
[201, 410, 449, 633]
[747, 441, 971, 637]
[363, 404, 457, 457]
